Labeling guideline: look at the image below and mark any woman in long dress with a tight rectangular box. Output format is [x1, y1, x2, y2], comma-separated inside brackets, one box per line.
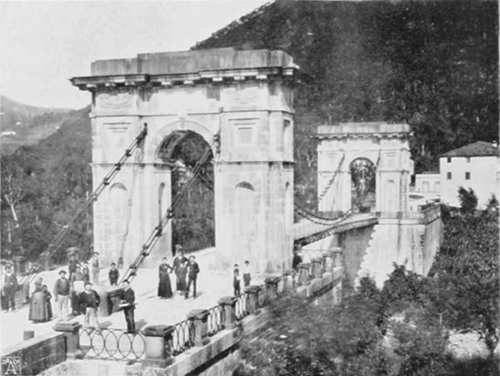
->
[157, 258, 173, 299]
[29, 281, 51, 322]
[43, 285, 53, 321]
[177, 260, 188, 295]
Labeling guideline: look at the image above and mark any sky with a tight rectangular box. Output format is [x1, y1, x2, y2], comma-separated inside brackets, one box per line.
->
[0, 0, 269, 109]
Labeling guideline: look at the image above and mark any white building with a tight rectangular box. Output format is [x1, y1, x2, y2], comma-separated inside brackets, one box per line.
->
[439, 141, 499, 208]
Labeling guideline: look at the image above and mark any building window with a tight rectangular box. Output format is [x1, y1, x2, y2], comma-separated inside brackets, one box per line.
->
[447, 172, 452, 180]
[465, 172, 471, 180]
[466, 157, 471, 163]
[447, 157, 452, 163]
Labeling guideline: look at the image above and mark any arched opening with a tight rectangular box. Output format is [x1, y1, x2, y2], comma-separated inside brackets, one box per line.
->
[350, 158, 376, 213]
[157, 130, 214, 254]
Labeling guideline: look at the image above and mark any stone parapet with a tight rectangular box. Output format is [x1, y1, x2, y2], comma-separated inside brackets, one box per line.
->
[298, 262, 311, 286]
[53, 321, 82, 359]
[311, 257, 323, 278]
[187, 309, 210, 347]
[264, 276, 281, 303]
[141, 325, 175, 367]
[1, 332, 66, 375]
[245, 285, 262, 314]
[218, 296, 238, 329]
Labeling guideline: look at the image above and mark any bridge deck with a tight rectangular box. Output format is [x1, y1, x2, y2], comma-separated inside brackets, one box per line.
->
[293, 213, 378, 244]
[0, 248, 260, 351]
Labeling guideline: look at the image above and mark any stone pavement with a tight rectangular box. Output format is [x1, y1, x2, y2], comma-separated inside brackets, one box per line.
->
[0, 248, 264, 351]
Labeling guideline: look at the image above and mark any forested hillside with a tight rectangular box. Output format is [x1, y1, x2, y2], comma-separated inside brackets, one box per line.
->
[0, 95, 72, 155]
[194, 0, 498, 205]
[1, 0, 497, 262]
[1, 107, 92, 262]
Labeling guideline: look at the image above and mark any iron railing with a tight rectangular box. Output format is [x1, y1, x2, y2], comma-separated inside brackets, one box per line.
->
[171, 319, 194, 355]
[79, 328, 145, 361]
[79, 254, 336, 362]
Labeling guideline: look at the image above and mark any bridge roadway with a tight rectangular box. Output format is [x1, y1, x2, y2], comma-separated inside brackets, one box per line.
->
[0, 246, 319, 352]
[293, 213, 379, 244]
[0, 215, 379, 352]
[0, 248, 242, 351]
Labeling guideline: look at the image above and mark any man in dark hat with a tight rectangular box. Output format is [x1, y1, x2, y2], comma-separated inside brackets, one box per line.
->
[79, 282, 100, 330]
[185, 256, 200, 299]
[119, 280, 136, 333]
[53, 270, 70, 320]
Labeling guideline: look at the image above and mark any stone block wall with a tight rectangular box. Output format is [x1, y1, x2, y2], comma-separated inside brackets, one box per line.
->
[337, 224, 375, 284]
[355, 217, 441, 287]
[1, 332, 66, 376]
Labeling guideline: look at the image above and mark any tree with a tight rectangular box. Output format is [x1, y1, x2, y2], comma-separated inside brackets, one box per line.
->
[432, 214, 499, 357]
[458, 187, 478, 214]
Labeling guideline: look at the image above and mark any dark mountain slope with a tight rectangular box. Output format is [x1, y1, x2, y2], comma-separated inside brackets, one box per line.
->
[1, 107, 92, 261]
[194, 0, 498, 204]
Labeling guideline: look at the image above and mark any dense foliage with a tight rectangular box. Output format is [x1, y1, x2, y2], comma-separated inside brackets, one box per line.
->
[1, 107, 92, 263]
[236, 203, 499, 375]
[195, 0, 498, 207]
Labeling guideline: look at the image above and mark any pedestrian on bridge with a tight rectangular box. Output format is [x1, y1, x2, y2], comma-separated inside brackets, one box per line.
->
[81, 263, 90, 285]
[79, 282, 101, 330]
[185, 256, 199, 299]
[54, 270, 70, 320]
[3, 265, 18, 312]
[108, 263, 119, 287]
[119, 281, 136, 333]
[29, 280, 52, 323]
[158, 257, 173, 299]
[173, 246, 188, 295]
[242, 260, 251, 288]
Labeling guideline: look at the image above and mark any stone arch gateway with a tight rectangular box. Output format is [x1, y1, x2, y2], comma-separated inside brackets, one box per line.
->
[71, 48, 300, 274]
[317, 122, 414, 214]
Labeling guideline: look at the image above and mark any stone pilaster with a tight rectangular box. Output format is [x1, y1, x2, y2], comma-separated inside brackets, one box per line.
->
[141, 325, 174, 367]
[53, 322, 82, 359]
[218, 296, 238, 329]
[187, 309, 210, 346]
[245, 285, 262, 314]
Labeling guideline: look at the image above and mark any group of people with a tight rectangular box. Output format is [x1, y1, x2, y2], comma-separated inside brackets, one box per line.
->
[232, 260, 252, 296]
[32, 267, 136, 333]
[157, 245, 200, 299]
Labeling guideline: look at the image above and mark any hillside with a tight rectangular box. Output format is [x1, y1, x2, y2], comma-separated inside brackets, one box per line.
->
[1, 0, 497, 262]
[0, 95, 73, 155]
[1, 107, 92, 261]
[193, 0, 498, 204]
